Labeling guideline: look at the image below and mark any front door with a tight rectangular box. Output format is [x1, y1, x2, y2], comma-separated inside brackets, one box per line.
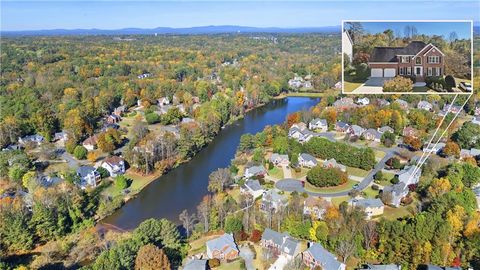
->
[415, 67, 423, 81]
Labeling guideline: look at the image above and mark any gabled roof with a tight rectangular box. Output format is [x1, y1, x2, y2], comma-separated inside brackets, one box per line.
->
[244, 179, 263, 192]
[310, 118, 327, 126]
[245, 165, 266, 176]
[261, 228, 300, 256]
[103, 156, 124, 167]
[206, 233, 238, 254]
[299, 153, 317, 163]
[305, 242, 344, 270]
[364, 264, 401, 270]
[184, 259, 207, 270]
[77, 166, 97, 177]
[350, 198, 384, 209]
[370, 41, 427, 62]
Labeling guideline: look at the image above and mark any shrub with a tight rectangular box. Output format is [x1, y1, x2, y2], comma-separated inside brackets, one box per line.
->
[65, 139, 77, 154]
[355, 63, 370, 80]
[306, 166, 348, 187]
[402, 75, 416, 83]
[372, 184, 380, 191]
[73, 145, 88, 160]
[115, 175, 130, 189]
[383, 76, 413, 92]
[391, 176, 399, 184]
[425, 76, 447, 91]
[445, 75, 456, 89]
[145, 112, 161, 124]
[208, 259, 220, 268]
[374, 171, 384, 181]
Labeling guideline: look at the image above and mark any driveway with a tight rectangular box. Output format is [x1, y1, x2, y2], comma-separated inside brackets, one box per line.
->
[351, 77, 392, 94]
[268, 254, 289, 270]
[239, 245, 255, 270]
[281, 165, 292, 178]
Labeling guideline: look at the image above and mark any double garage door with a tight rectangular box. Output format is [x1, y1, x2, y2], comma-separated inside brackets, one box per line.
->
[371, 68, 396, 78]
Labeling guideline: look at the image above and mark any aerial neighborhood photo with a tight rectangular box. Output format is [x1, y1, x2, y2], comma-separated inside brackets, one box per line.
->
[0, 1, 479, 270]
[343, 21, 473, 94]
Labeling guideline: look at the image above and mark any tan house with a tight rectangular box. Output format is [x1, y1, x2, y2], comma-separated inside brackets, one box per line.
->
[205, 233, 239, 261]
[368, 41, 445, 82]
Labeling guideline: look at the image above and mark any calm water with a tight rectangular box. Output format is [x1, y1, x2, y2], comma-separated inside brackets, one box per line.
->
[101, 97, 320, 230]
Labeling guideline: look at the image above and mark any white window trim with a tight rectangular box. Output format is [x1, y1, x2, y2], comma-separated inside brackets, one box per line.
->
[407, 67, 411, 75]
[399, 67, 404, 75]
[415, 57, 422, 65]
[427, 67, 432, 76]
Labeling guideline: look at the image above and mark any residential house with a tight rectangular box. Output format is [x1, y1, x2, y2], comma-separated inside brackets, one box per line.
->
[77, 166, 100, 189]
[137, 73, 151, 79]
[181, 117, 195, 124]
[244, 165, 267, 179]
[101, 156, 126, 177]
[298, 153, 318, 168]
[303, 196, 328, 219]
[334, 81, 342, 89]
[394, 99, 409, 111]
[335, 121, 350, 133]
[113, 105, 126, 117]
[402, 127, 418, 138]
[348, 198, 384, 219]
[323, 158, 347, 172]
[440, 104, 463, 116]
[384, 166, 421, 207]
[291, 122, 307, 131]
[423, 143, 446, 154]
[378, 126, 394, 134]
[183, 259, 208, 270]
[357, 97, 370, 106]
[472, 116, 480, 125]
[368, 41, 444, 81]
[18, 134, 44, 146]
[270, 153, 289, 166]
[309, 118, 328, 132]
[39, 175, 63, 188]
[240, 179, 265, 199]
[261, 189, 288, 213]
[359, 264, 402, 270]
[2, 144, 22, 151]
[261, 228, 301, 260]
[205, 233, 239, 261]
[106, 114, 121, 124]
[288, 127, 305, 140]
[347, 125, 365, 138]
[82, 135, 98, 151]
[54, 131, 69, 143]
[419, 265, 462, 270]
[460, 148, 480, 159]
[475, 106, 480, 116]
[157, 97, 170, 106]
[417, 101, 433, 111]
[333, 97, 357, 111]
[376, 99, 391, 107]
[302, 242, 345, 270]
[342, 30, 353, 62]
[364, 129, 382, 142]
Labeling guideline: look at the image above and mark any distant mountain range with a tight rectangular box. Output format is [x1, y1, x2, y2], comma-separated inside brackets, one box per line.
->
[2, 24, 479, 37]
[1, 25, 342, 36]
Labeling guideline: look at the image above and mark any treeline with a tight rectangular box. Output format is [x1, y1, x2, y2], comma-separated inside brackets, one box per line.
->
[0, 34, 341, 148]
[304, 137, 376, 170]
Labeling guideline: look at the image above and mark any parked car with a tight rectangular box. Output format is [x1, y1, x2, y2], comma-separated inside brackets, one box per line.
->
[459, 82, 472, 92]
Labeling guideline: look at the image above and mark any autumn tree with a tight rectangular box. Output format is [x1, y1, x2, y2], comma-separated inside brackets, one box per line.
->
[443, 141, 460, 157]
[135, 244, 171, 270]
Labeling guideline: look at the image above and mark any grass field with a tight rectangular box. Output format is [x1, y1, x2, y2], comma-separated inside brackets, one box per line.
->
[304, 179, 356, 194]
[346, 166, 370, 177]
[343, 81, 364, 92]
[268, 167, 284, 179]
[292, 167, 309, 179]
[362, 186, 380, 198]
[381, 205, 412, 220]
[331, 196, 350, 206]
[374, 150, 386, 160]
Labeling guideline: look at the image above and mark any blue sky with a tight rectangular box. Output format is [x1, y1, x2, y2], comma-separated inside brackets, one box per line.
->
[357, 21, 472, 39]
[1, 1, 479, 31]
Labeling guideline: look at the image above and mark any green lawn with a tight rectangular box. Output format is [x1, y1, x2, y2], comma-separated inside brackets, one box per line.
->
[380, 205, 413, 221]
[343, 81, 364, 92]
[217, 259, 245, 270]
[374, 150, 386, 160]
[292, 167, 309, 179]
[362, 186, 379, 198]
[331, 196, 350, 206]
[413, 86, 429, 92]
[346, 167, 370, 178]
[268, 167, 284, 179]
[304, 179, 356, 194]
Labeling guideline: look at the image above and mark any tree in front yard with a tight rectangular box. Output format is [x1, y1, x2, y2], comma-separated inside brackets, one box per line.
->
[224, 216, 243, 234]
[73, 145, 88, 160]
[381, 131, 396, 147]
[383, 76, 413, 92]
[306, 166, 348, 187]
[135, 244, 171, 270]
[115, 175, 129, 189]
[443, 141, 460, 157]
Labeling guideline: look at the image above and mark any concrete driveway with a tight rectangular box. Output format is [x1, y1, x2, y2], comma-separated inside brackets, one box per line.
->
[351, 77, 392, 94]
[281, 165, 292, 178]
[269, 254, 289, 270]
[239, 245, 255, 270]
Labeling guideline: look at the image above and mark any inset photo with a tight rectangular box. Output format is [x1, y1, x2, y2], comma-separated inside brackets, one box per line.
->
[342, 20, 473, 94]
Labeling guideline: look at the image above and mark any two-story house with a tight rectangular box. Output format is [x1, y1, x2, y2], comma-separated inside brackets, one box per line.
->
[368, 41, 445, 82]
[261, 228, 301, 260]
[101, 156, 126, 177]
[205, 233, 239, 261]
[77, 166, 101, 189]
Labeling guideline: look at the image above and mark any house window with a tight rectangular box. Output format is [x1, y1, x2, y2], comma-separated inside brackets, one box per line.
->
[407, 67, 411, 75]
[428, 56, 440, 64]
[427, 67, 432, 76]
[399, 67, 404, 75]
[415, 57, 421, 64]
[400, 56, 410, 63]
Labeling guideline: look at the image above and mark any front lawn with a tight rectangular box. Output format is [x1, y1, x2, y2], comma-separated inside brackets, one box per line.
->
[346, 167, 370, 178]
[343, 81, 364, 92]
[268, 167, 284, 179]
[362, 186, 380, 198]
[374, 150, 386, 161]
[217, 258, 245, 270]
[304, 179, 356, 194]
[331, 196, 350, 206]
[292, 167, 309, 179]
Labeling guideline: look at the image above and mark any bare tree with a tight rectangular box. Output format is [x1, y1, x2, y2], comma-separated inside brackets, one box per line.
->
[179, 209, 196, 238]
[337, 239, 356, 263]
[363, 221, 377, 250]
[208, 168, 232, 193]
[449, 31, 458, 43]
[197, 195, 211, 233]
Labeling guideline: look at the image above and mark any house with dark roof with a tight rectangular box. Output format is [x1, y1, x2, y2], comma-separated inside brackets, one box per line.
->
[359, 264, 401, 270]
[205, 233, 239, 261]
[368, 41, 444, 82]
[309, 118, 328, 132]
[261, 228, 301, 260]
[298, 153, 318, 168]
[244, 165, 267, 179]
[302, 242, 345, 270]
[347, 125, 365, 138]
[240, 179, 265, 199]
[364, 129, 382, 142]
[18, 134, 44, 146]
[183, 259, 208, 270]
[77, 166, 100, 189]
[335, 121, 350, 133]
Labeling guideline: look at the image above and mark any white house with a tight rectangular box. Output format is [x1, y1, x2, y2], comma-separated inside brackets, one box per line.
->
[18, 134, 44, 146]
[384, 166, 421, 207]
[158, 97, 170, 106]
[417, 101, 433, 111]
[101, 156, 126, 177]
[342, 30, 353, 62]
[82, 135, 98, 151]
[298, 153, 318, 168]
[269, 153, 289, 166]
[348, 198, 384, 219]
[261, 189, 288, 213]
[309, 118, 328, 132]
[244, 165, 267, 179]
[77, 166, 100, 189]
[357, 97, 370, 106]
[472, 116, 480, 125]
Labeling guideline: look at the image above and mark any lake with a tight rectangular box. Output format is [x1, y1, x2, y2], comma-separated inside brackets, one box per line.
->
[101, 96, 320, 230]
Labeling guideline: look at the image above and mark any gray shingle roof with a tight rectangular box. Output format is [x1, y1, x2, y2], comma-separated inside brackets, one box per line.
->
[305, 242, 343, 270]
[244, 179, 262, 192]
[370, 41, 427, 62]
[299, 153, 317, 163]
[206, 233, 238, 255]
[183, 259, 207, 270]
[261, 228, 300, 256]
[77, 166, 96, 177]
[364, 265, 401, 270]
[350, 198, 384, 209]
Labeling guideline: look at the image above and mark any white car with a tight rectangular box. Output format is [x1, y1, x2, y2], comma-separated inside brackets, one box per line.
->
[459, 82, 472, 92]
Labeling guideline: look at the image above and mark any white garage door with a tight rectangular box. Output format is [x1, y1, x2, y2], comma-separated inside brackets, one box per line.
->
[371, 68, 383, 77]
[384, 68, 396, 77]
